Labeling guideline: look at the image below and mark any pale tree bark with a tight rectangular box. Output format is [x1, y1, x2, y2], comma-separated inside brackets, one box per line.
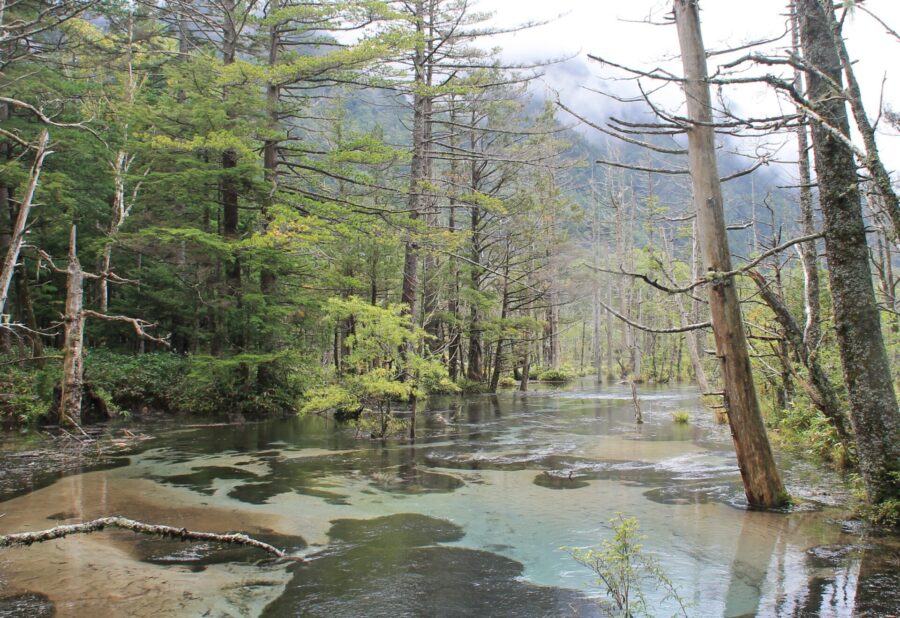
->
[0, 97, 9, 353]
[548, 287, 561, 370]
[689, 222, 710, 390]
[52, 226, 169, 427]
[446, 100, 462, 381]
[799, 0, 900, 506]
[668, 224, 710, 393]
[791, 2, 822, 349]
[0, 130, 50, 319]
[488, 240, 511, 392]
[0, 516, 297, 560]
[60, 226, 86, 427]
[674, 0, 787, 507]
[590, 165, 602, 382]
[99, 13, 141, 313]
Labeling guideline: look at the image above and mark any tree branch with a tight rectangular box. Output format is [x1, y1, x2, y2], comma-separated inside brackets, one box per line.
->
[0, 516, 300, 560]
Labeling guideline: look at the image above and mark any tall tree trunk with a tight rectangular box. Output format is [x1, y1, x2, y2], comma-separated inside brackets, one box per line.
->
[489, 243, 510, 392]
[548, 287, 561, 370]
[221, 0, 242, 356]
[689, 221, 710, 391]
[421, 9, 440, 350]
[14, 257, 43, 364]
[674, 0, 787, 507]
[447, 102, 462, 380]
[791, 2, 822, 349]
[822, 2, 900, 241]
[257, 0, 282, 390]
[591, 167, 603, 382]
[0, 130, 50, 318]
[401, 0, 426, 324]
[466, 150, 484, 382]
[60, 226, 85, 427]
[799, 0, 900, 506]
[99, 13, 139, 314]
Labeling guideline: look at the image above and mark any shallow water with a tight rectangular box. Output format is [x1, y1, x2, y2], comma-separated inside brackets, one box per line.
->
[0, 381, 897, 617]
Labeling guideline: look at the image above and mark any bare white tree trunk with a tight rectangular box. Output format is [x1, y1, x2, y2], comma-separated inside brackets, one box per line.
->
[0, 130, 50, 318]
[60, 226, 86, 427]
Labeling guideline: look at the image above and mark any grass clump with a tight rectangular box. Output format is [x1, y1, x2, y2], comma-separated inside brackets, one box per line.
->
[672, 410, 690, 424]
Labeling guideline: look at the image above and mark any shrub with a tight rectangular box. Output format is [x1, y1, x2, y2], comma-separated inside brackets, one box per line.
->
[455, 378, 489, 393]
[300, 297, 455, 439]
[85, 349, 191, 413]
[672, 410, 690, 424]
[0, 355, 59, 424]
[564, 515, 688, 617]
[498, 376, 517, 388]
[536, 367, 575, 383]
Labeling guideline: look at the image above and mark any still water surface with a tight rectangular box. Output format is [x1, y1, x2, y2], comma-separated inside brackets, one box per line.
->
[0, 381, 897, 616]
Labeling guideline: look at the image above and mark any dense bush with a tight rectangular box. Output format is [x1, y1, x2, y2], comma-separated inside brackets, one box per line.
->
[85, 350, 192, 413]
[0, 349, 315, 425]
[0, 356, 59, 425]
[536, 366, 576, 383]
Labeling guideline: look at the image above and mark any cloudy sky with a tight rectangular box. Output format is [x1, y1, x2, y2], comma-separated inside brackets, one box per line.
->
[478, 0, 900, 169]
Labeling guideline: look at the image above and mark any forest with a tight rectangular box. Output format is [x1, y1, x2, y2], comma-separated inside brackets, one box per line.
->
[0, 0, 898, 615]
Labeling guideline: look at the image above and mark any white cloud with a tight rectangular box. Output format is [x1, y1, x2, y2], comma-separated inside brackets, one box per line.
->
[479, 0, 900, 169]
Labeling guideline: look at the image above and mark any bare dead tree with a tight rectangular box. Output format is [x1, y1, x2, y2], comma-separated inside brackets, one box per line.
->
[0, 130, 49, 318]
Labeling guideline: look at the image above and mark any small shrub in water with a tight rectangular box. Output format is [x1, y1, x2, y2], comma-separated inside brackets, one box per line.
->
[536, 367, 575, 383]
[498, 376, 517, 388]
[564, 514, 688, 617]
[672, 410, 690, 424]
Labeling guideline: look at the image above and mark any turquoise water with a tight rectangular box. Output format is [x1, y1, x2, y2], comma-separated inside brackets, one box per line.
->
[0, 381, 896, 616]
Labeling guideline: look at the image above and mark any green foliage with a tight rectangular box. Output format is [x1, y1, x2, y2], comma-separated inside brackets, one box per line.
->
[455, 377, 490, 393]
[850, 472, 900, 527]
[770, 396, 850, 468]
[300, 297, 455, 438]
[498, 376, 517, 388]
[85, 350, 193, 412]
[564, 515, 689, 617]
[536, 366, 576, 383]
[0, 356, 60, 424]
[672, 410, 690, 424]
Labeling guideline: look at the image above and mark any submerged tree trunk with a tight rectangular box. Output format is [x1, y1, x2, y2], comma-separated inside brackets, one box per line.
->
[674, 0, 787, 507]
[799, 0, 900, 506]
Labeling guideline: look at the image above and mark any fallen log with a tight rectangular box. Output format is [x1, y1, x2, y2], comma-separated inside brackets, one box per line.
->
[0, 516, 301, 561]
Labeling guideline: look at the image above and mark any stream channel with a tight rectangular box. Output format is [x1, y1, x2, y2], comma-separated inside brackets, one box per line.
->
[0, 380, 897, 616]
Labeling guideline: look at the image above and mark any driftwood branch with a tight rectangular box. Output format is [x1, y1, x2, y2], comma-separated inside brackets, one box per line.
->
[0, 516, 300, 560]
